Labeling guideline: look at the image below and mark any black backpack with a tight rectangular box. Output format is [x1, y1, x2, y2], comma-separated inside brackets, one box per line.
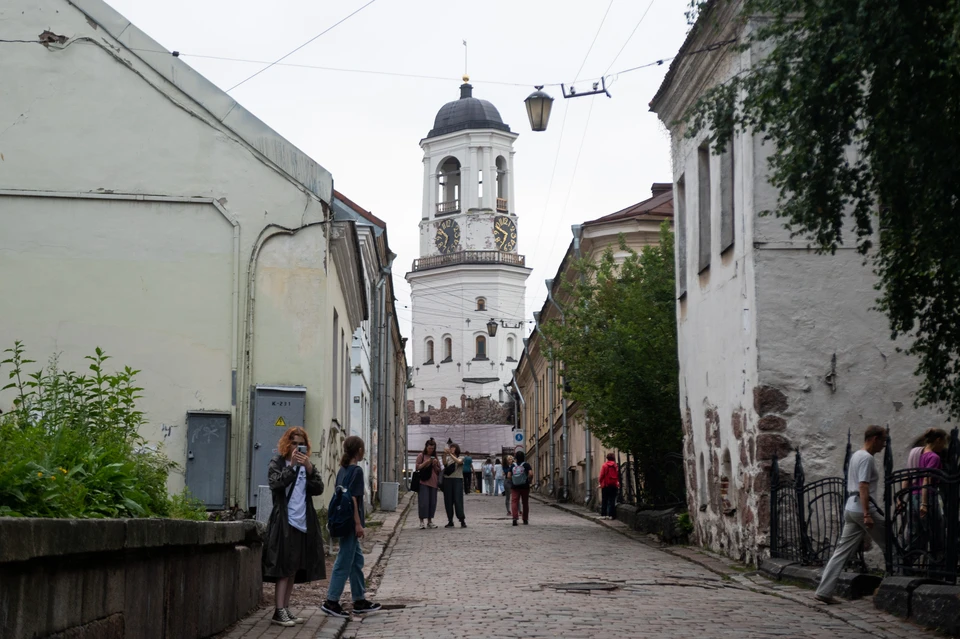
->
[327, 465, 358, 537]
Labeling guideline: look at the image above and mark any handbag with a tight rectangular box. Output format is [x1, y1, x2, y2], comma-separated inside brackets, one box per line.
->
[410, 469, 421, 492]
[443, 461, 458, 476]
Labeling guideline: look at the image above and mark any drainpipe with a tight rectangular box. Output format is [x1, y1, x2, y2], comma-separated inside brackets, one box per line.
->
[403, 360, 409, 488]
[572, 223, 592, 506]
[545, 278, 569, 502]
[385, 314, 393, 483]
[547, 355, 556, 496]
[371, 275, 385, 494]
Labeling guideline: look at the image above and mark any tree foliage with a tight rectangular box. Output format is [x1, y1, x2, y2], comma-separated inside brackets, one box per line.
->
[540, 224, 681, 503]
[686, 0, 960, 417]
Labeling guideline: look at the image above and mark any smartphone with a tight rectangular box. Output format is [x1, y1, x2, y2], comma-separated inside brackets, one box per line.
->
[297, 445, 308, 455]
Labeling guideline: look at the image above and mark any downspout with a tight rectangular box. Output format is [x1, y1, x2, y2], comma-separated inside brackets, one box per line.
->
[371, 274, 386, 496]
[572, 223, 592, 506]
[547, 355, 556, 496]
[545, 278, 569, 502]
[403, 358, 409, 488]
[384, 311, 393, 485]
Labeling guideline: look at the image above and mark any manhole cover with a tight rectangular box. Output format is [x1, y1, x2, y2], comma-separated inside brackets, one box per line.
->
[544, 582, 619, 592]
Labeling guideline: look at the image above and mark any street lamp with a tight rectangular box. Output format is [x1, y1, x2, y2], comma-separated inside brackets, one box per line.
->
[524, 86, 554, 132]
[486, 318, 499, 337]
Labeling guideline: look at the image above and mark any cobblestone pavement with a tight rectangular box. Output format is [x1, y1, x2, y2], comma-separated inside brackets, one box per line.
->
[345, 493, 939, 639]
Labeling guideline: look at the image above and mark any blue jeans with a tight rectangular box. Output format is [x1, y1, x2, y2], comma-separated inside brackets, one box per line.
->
[495, 478, 504, 495]
[326, 533, 365, 602]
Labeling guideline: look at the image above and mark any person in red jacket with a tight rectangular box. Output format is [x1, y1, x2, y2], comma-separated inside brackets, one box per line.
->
[598, 453, 620, 520]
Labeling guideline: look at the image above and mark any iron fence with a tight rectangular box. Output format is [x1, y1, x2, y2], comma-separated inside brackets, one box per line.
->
[770, 433, 865, 569]
[618, 452, 685, 510]
[883, 428, 960, 584]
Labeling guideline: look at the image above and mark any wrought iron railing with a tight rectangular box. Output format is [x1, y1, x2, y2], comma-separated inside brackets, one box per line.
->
[617, 452, 685, 510]
[770, 434, 865, 569]
[412, 250, 526, 272]
[884, 428, 960, 583]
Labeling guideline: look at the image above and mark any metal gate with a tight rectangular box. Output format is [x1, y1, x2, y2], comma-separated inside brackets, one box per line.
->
[184, 411, 230, 509]
[248, 385, 306, 508]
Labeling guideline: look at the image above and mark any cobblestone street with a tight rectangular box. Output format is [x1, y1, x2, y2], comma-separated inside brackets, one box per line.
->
[344, 493, 937, 639]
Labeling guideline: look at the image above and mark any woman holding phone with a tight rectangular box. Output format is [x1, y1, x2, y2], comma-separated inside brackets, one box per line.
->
[262, 427, 326, 627]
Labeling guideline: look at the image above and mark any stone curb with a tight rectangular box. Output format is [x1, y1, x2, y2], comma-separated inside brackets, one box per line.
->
[316, 615, 349, 639]
[362, 491, 414, 582]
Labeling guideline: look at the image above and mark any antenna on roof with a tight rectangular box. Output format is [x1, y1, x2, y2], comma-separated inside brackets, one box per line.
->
[463, 39, 469, 82]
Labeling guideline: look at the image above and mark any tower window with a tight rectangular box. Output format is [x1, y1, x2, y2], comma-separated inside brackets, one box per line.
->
[476, 297, 486, 311]
[419, 400, 425, 413]
[506, 335, 516, 362]
[437, 157, 461, 215]
[496, 156, 508, 212]
[475, 335, 487, 360]
[443, 337, 453, 362]
[478, 169, 483, 199]
[424, 339, 435, 365]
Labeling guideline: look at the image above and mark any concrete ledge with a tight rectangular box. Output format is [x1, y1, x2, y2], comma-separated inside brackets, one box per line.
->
[0, 518, 127, 562]
[780, 564, 820, 587]
[759, 557, 799, 580]
[615, 505, 685, 543]
[835, 572, 882, 600]
[912, 584, 960, 635]
[874, 576, 929, 619]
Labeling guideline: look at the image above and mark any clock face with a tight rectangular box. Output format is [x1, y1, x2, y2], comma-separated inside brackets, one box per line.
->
[494, 216, 517, 252]
[434, 219, 461, 255]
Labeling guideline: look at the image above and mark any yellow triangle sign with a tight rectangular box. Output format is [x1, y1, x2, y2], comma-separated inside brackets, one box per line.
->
[275, 416, 286, 427]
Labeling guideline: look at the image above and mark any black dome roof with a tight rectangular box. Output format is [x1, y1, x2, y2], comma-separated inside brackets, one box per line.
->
[427, 83, 511, 139]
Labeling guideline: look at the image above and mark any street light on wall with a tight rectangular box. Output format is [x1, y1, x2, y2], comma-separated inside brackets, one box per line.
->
[524, 86, 554, 132]
[487, 318, 525, 337]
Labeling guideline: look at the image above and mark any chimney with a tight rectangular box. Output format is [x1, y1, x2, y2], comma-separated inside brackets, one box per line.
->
[651, 183, 672, 197]
[440, 396, 448, 410]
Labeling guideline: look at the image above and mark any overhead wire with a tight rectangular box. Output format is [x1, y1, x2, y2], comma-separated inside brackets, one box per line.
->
[603, 0, 657, 76]
[573, 0, 617, 84]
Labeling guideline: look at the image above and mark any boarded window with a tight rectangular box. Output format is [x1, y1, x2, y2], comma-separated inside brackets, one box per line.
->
[720, 144, 735, 254]
[698, 144, 712, 273]
[676, 176, 687, 298]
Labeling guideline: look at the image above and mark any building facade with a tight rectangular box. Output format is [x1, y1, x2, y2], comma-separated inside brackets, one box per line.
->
[515, 185, 674, 505]
[0, 0, 404, 512]
[651, 0, 946, 562]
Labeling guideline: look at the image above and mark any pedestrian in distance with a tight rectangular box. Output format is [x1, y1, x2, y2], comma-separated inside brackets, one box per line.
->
[443, 442, 467, 527]
[482, 457, 495, 495]
[494, 458, 505, 496]
[321, 435, 381, 618]
[599, 452, 620, 520]
[508, 450, 533, 526]
[415, 439, 442, 529]
[815, 425, 887, 604]
[905, 428, 949, 563]
[503, 454, 515, 516]
[262, 426, 326, 627]
[462, 450, 474, 494]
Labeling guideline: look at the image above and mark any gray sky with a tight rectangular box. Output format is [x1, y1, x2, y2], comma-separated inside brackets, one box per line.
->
[107, 0, 689, 350]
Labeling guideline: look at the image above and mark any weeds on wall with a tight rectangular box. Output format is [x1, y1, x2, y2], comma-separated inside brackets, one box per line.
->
[0, 341, 203, 519]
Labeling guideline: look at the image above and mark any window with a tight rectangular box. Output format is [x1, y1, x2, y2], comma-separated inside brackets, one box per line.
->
[419, 400, 425, 413]
[676, 176, 687, 298]
[478, 169, 483, 199]
[496, 156, 507, 198]
[424, 339, 434, 364]
[443, 337, 452, 362]
[437, 157, 461, 214]
[475, 335, 487, 360]
[506, 335, 516, 361]
[698, 144, 712, 273]
[476, 297, 486, 311]
[720, 143, 735, 254]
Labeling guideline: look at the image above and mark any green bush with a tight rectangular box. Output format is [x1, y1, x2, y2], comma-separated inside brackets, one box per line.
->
[168, 488, 208, 521]
[676, 512, 694, 537]
[0, 341, 177, 518]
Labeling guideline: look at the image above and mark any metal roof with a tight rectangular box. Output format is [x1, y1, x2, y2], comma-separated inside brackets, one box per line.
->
[426, 83, 511, 139]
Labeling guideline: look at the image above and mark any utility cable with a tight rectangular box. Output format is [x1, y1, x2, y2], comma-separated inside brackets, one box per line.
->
[573, 0, 616, 84]
[604, 0, 656, 75]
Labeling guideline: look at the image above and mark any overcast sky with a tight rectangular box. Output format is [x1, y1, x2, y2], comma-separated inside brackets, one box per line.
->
[107, 0, 690, 352]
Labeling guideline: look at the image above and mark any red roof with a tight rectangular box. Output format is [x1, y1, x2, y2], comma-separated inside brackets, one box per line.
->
[333, 189, 387, 228]
[583, 183, 673, 227]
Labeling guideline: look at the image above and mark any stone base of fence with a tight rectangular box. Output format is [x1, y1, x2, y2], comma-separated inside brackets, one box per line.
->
[874, 577, 960, 635]
[615, 505, 687, 544]
[0, 518, 262, 638]
[759, 558, 881, 599]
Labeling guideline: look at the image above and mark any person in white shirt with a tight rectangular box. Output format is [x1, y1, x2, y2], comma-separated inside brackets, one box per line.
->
[815, 425, 887, 604]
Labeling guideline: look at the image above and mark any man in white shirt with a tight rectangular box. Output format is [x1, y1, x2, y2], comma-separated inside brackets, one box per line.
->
[815, 424, 887, 604]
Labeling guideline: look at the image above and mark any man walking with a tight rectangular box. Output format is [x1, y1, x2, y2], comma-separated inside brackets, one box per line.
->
[815, 425, 887, 604]
[462, 451, 474, 494]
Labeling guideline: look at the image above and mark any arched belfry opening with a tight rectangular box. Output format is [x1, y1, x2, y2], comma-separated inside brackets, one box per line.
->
[496, 156, 508, 212]
[437, 157, 461, 215]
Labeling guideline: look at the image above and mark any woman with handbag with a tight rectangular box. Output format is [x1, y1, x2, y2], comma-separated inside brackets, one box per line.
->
[262, 427, 326, 627]
[442, 442, 467, 528]
[415, 439, 442, 529]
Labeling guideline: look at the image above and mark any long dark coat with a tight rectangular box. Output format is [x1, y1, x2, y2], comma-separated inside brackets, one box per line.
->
[262, 454, 326, 583]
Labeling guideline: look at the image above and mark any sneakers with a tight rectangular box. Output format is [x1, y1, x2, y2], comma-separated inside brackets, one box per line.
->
[460, 521, 467, 528]
[270, 608, 295, 627]
[445, 522, 455, 528]
[523, 520, 529, 525]
[419, 521, 426, 529]
[321, 600, 350, 618]
[353, 599, 382, 614]
[284, 609, 305, 624]
[427, 522, 438, 529]
[512, 519, 518, 526]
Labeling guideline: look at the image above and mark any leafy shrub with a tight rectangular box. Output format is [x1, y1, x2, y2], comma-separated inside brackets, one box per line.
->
[676, 512, 694, 537]
[168, 488, 208, 521]
[0, 342, 177, 518]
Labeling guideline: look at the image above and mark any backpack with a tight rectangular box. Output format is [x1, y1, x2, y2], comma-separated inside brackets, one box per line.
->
[511, 462, 529, 487]
[483, 464, 493, 478]
[327, 465, 358, 537]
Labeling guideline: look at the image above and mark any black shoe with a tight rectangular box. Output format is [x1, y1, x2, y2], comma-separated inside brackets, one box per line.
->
[271, 608, 295, 627]
[523, 520, 529, 525]
[283, 609, 305, 624]
[460, 521, 467, 528]
[321, 600, 349, 618]
[445, 522, 454, 528]
[353, 599, 382, 614]
[513, 519, 518, 526]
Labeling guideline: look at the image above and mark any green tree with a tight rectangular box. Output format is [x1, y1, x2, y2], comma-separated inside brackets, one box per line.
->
[540, 224, 682, 505]
[685, 0, 960, 417]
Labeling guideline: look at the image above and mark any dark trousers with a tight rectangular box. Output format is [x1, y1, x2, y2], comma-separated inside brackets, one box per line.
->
[418, 484, 438, 520]
[463, 472, 472, 494]
[443, 478, 465, 523]
[601, 486, 618, 518]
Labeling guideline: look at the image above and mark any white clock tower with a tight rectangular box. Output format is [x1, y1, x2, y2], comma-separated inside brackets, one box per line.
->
[406, 79, 531, 415]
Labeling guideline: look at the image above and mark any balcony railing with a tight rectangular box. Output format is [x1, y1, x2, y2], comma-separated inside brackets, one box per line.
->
[412, 250, 526, 272]
[436, 200, 460, 215]
[496, 197, 508, 212]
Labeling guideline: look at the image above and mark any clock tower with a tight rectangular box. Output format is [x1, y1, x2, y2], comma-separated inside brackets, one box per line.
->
[406, 79, 531, 418]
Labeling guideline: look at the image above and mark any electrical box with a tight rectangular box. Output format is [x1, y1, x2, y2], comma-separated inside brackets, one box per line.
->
[248, 385, 306, 508]
[185, 411, 231, 509]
